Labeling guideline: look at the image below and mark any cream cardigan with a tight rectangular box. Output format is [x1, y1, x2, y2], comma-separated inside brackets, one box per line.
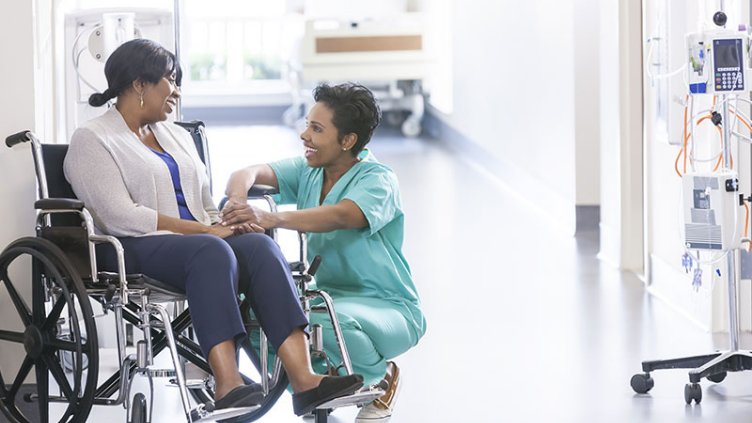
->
[64, 106, 219, 236]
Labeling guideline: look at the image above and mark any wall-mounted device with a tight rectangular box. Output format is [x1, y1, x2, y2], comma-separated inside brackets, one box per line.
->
[62, 8, 174, 141]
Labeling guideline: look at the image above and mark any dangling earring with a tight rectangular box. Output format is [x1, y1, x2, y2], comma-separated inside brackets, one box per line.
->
[139, 92, 144, 109]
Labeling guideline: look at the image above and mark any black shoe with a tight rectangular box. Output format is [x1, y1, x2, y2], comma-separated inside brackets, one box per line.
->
[292, 374, 364, 416]
[214, 384, 264, 410]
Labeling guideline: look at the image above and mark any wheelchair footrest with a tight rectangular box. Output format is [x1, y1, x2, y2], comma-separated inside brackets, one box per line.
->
[190, 403, 260, 422]
[317, 386, 385, 410]
[168, 377, 212, 390]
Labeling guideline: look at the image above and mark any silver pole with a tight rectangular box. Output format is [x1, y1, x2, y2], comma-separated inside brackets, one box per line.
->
[722, 97, 731, 167]
[173, 0, 183, 120]
[720, 93, 740, 351]
[727, 249, 740, 351]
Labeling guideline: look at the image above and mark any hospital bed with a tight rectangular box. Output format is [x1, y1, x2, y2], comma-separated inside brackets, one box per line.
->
[284, 12, 433, 137]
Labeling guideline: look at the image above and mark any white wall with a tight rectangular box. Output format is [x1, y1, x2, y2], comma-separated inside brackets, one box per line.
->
[429, 0, 578, 234]
[574, 0, 601, 206]
[598, 0, 644, 272]
[0, 0, 44, 380]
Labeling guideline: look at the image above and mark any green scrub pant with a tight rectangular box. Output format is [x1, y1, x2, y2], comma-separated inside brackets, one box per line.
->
[309, 296, 422, 385]
[250, 296, 422, 386]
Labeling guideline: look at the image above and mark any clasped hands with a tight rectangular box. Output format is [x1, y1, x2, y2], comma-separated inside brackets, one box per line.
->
[219, 197, 269, 235]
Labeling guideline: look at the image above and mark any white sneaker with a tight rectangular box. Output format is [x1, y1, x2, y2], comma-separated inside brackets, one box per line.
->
[355, 362, 401, 423]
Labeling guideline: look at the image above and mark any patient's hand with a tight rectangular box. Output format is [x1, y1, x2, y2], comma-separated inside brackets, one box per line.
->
[230, 222, 266, 235]
[207, 223, 234, 239]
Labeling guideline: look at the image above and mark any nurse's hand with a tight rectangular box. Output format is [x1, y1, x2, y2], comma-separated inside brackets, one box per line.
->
[221, 203, 270, 227]
[220, 197, 248, 214]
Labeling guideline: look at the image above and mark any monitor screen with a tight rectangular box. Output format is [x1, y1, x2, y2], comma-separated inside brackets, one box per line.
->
[714, 40, 740, 69]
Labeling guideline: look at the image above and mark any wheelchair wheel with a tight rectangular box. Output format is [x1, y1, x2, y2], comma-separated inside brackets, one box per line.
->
[188, 337, 289, 423]
[0, 237, 99, 423]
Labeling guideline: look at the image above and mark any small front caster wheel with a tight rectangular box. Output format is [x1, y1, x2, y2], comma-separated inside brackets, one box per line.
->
[401, 118, 421, 137]
[707, 372, 727, 383]
[630, 373, 654, 394]
[130, 393, 147, 423]
[684, 383, 702, 404]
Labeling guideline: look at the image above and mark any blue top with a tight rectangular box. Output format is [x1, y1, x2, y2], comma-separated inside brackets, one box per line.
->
[151, 149, 195, 221]
[269, 150, 426, 338]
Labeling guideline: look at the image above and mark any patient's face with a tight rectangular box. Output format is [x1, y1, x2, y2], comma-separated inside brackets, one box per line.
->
[300, 102, 346, 168]
[143, 72, 180, 122]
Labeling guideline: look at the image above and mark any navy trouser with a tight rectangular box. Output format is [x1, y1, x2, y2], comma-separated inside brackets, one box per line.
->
[96, 233, 308, 358]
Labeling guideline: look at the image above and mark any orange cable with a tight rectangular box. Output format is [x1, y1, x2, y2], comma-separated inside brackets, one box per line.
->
[674, 146, 684, 177]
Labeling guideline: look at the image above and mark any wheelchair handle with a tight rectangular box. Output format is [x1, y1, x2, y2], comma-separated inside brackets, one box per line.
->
[5, 130, 31, 148]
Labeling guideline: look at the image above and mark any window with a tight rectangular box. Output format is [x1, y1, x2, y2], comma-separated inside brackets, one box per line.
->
[181, 0, 291, 104]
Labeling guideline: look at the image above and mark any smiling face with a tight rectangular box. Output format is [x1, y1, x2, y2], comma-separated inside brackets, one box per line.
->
[141, 71, 180, 122]
[300, 102, 356, 168]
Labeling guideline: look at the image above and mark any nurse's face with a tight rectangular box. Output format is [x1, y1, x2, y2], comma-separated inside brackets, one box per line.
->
[300, 102, 354, 168]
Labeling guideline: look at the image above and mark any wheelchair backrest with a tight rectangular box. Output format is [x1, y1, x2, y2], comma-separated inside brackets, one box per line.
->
[40, 144, 81, 226]
[37, 120, 210, 204]
[175, 120, 212, 192]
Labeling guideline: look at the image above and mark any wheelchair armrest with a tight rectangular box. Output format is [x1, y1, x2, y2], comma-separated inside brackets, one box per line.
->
[248, 184, 278, 197]
[289, 261, 306, 273]
[35, 198, 85, 211]
[218, 184, 279, 210]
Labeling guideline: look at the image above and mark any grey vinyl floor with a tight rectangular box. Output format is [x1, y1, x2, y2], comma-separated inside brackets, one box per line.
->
[9, 122, 752, 423]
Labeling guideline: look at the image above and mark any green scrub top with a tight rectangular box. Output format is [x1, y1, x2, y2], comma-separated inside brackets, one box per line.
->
[269, 150, 426, 338]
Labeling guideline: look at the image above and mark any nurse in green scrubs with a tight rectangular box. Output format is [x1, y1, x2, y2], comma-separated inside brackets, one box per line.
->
[221, 83, 426, 423]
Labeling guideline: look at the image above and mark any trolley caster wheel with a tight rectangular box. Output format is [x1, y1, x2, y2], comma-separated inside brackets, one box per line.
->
[684, 383, 702, 404]
[384, 111, 404, 126]
[401, 118, 421, 137]
[130, 393, 147, 423]
[630, 373, 654, 394]
[707, 372, 727, 383]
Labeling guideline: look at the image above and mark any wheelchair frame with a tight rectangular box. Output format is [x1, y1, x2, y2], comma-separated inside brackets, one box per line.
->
[1, 124, 382, 423]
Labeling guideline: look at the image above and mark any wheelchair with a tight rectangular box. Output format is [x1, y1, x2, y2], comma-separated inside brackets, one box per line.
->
[0, 122, 383, 423]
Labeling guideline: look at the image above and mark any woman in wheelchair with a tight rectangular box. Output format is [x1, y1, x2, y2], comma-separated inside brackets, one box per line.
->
[63, 39, 363, 416]
[223, 83, 427, 422]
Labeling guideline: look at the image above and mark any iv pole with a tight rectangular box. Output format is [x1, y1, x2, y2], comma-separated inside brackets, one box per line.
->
[630, 4, 752, 405]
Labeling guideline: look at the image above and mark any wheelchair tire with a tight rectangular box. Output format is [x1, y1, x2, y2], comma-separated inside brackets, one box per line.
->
[188, 337, 289, 423]
[0, 237, 99, 423]
[130, 393, 147, 423]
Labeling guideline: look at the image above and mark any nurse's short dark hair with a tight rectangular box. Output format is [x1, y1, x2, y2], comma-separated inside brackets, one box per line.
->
[88, 38, 182, 107]
[313, 83, 381, 154]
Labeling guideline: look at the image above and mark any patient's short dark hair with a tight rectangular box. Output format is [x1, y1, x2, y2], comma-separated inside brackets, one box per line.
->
[89, 38, 182, 107]
[313, 83, 381, 154]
